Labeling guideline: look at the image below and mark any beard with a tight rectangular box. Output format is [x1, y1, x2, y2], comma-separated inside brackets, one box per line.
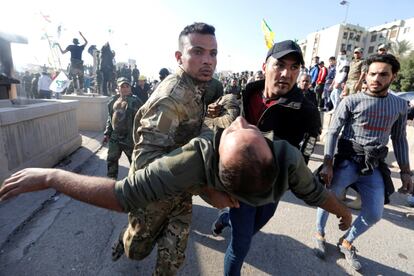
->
[368, 81, 391, 95]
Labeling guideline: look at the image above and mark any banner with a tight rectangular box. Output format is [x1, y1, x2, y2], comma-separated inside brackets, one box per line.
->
[49, 71, 71, 93]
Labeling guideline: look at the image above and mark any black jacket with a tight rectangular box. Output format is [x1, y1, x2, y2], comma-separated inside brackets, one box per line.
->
[242, 80, 321, 163]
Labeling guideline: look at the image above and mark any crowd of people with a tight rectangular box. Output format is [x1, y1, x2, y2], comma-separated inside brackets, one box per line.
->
[1, 22, 413, 276]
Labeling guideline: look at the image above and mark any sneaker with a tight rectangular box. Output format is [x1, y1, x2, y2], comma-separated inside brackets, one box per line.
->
[337, 240, 362, 271]
[111, 230, 125, 261]
[211, 208, 229, 237]
[313, 234, 326, 259]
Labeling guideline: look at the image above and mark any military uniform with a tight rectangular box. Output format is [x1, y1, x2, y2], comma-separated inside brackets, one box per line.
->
[120, 67, 239, 275]
[204, 78, 224, 106]
[104, 94, 142, 179]
[345, 58, 367, 95]
[114, 127, 329, 216]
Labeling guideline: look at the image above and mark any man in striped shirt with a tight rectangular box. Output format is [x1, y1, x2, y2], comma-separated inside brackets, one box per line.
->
[314, 54, 413, 271]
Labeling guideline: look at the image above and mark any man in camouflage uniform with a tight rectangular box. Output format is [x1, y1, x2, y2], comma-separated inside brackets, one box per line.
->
[343, 47, 366, 96]
[103, 77, 142, 179]
[112, 22, 239, 275]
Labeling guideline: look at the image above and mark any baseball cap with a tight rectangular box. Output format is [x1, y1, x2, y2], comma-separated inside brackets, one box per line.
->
[378, 43, 387, 50]
[73, 38, 80, 45]
[117, 77, 130, 86]
[354, 47, 363, 53]
[266, 40, 304, 65]
[138, 75, 147, 81]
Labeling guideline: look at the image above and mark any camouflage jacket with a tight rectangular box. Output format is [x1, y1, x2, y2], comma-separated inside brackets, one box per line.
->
[104, 94, 143, 146]
[131, 67, 240, 172]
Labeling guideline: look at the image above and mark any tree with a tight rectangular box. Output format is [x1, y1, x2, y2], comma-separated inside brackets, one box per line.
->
[390, 40, 412, 59]
[391, 51, 414, 92]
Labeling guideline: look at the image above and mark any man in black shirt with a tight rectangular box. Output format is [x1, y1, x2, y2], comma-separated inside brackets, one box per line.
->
[56, 31, 88, 92]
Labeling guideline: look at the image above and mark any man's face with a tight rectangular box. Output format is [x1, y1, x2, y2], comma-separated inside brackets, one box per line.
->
[329, 59, 336, 66]
[262, 54, 301, 97]
[118, 83, 132, 96]
[354, 51, 362, 59]
[175, 33, 217, 82]
[313, 57, 319, 65]
[365, 62, 396, 96]
[298, 75, 311, 91]
[378, 48, 387, 55]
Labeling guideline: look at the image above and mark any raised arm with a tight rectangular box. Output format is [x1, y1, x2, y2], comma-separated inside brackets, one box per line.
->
[79, 31, 88, 46]
[55, 43, 68, 54]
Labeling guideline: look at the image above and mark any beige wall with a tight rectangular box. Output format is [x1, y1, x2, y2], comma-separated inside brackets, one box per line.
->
[0, 100, 81, 183]
[62, 94, 109, 131]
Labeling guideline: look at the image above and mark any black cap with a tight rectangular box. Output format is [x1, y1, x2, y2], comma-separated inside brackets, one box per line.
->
[266, 40, 304, 65]
[159, 68, 170, 77]
[73, 38, 80, 45]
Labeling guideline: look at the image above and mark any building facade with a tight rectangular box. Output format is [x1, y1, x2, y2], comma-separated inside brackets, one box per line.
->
[299, 17, 414, 67]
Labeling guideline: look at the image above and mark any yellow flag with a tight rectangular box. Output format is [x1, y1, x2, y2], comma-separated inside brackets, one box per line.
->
[261, 19, 275, 49]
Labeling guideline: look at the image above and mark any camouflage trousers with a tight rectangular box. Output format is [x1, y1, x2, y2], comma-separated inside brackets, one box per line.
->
[123, 193, 192, 276]
[107, 139, 132, 179]
[345, 80, 359, 95]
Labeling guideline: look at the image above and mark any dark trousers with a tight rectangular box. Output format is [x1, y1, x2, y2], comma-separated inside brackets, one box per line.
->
[224, 202, 278, 276]
[39, 90, 52, 99]
[315, 83, 325, 109]
[107, 139, 132, 179]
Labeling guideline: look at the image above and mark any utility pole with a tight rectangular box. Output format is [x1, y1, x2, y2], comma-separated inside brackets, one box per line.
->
[340, 0, 350, 24]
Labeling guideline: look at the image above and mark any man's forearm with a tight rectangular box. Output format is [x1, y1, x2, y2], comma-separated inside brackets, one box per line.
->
[49, 169, 123, 212]
[319, 191, 349, 217]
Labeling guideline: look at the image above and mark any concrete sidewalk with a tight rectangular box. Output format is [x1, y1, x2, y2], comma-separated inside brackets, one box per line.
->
[0, 131, 104, 249]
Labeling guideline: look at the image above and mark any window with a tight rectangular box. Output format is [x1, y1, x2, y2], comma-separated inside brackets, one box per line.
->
[347, 44, 352, 51]
[390, 29, 398, 38]
[341, 44, 346, 51]
[355, 34, 361, 42]
[370, 34, 377, 42]
[368, 46, 374, 54]
[343, 32, 348, 39]
[349, 32, 354, 39]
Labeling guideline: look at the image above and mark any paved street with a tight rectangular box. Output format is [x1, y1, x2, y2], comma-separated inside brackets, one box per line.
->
[0, 143, 413, 276]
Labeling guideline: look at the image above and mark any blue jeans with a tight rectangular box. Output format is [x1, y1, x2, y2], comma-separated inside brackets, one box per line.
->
[224, 202, 278, 276]
[330, 87, 342, 110]
[316, 159, 384, 243]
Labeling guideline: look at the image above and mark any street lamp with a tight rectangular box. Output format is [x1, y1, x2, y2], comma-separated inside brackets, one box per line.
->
[340, 0, 350, 24]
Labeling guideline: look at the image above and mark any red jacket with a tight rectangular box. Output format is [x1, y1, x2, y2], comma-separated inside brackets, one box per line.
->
[316, 66, 328, 85]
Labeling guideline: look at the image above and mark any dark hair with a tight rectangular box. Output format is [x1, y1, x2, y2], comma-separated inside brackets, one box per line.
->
[366, 54, 400, 74]
[218, 145, 276, 196]
[178, 22, 215, 50]
[329, 56, 336, 61]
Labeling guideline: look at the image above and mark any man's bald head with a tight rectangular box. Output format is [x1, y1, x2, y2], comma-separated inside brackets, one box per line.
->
[218, 117, 276, 196]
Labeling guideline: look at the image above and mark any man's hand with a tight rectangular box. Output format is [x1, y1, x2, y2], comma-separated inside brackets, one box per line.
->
[337, 211, 352, 230]
[201, 187, 239, 209]
[319, 163, 333, 187]
[398, 173, 413, 194]
[207, 103, 222, 118]
[0, 168, 52, 202]
[103, 135, 110, 145]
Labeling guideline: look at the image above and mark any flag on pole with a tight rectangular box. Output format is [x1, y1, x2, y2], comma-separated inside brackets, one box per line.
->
[261, 19, 275, 49]
[340, 0, 349, 5]
[49, 71, 71, 93]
